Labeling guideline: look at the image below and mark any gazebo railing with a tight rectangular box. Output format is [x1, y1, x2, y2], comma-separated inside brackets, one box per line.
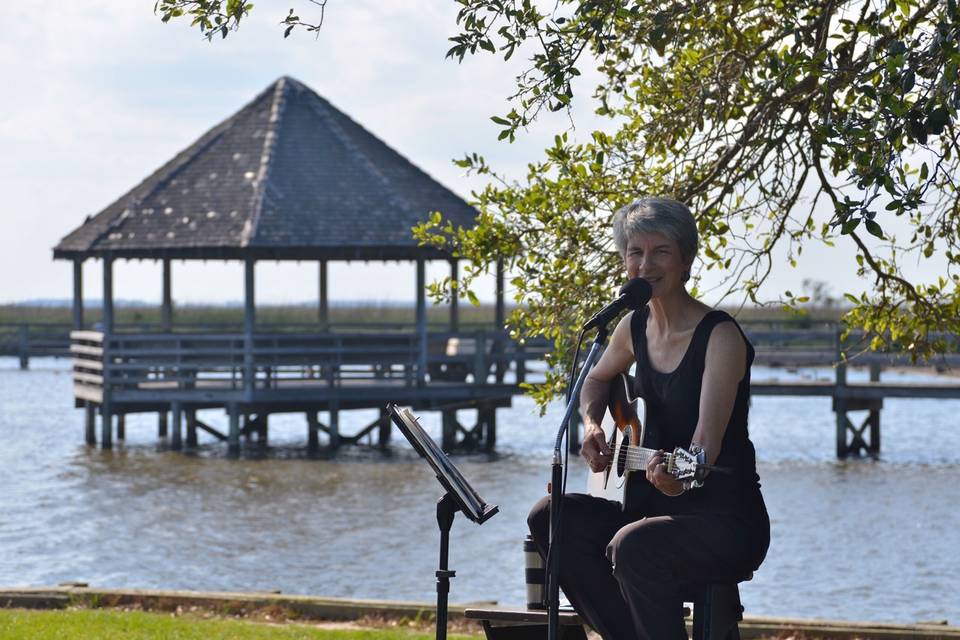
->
[70, 329, 552, 400]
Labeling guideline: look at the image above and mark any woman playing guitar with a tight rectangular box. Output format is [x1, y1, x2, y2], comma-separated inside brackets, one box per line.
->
[528, 197, 770, 640]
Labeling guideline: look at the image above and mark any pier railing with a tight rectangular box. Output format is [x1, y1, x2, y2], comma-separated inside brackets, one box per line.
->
[0, 322, 73, 367]
[70, 329, 551, 402]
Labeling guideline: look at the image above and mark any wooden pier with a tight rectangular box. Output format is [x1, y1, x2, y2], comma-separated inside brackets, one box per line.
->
[50, 319, 959, 458]
[0, 322, 72, 369]
[69, 326, 548, 453]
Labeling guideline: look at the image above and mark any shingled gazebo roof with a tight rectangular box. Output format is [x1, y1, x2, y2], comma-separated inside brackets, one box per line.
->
[54, 76, 477, 261]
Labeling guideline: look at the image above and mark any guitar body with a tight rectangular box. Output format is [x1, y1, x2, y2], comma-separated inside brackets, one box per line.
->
[586, 372, 649, 508]
[585, 373, 709, 510]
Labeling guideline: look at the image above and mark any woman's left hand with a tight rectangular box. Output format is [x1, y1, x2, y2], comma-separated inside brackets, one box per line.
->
[646, 450, 685, 496]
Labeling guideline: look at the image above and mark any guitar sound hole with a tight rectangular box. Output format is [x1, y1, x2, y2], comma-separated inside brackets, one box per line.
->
[616, 446, 627, 477]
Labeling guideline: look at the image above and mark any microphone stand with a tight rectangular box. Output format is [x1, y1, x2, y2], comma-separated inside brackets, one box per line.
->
[547, 323, 610, 640]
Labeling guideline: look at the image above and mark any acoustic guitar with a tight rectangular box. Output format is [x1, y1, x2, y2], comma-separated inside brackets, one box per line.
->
[585, 372, 706, 508]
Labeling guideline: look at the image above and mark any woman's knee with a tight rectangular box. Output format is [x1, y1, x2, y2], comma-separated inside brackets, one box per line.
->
[607, 518, 675, 582]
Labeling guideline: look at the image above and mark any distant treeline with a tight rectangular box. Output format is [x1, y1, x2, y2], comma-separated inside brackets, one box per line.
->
[0, 303, 498, 327]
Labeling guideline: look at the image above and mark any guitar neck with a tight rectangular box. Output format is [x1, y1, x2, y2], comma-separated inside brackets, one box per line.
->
[622, 445, 660, 472]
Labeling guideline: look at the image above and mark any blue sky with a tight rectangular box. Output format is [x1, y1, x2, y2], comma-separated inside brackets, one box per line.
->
[0, 1, 940, 307]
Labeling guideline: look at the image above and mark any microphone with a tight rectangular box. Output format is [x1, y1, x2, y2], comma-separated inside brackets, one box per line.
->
[581, 278, 652, 332]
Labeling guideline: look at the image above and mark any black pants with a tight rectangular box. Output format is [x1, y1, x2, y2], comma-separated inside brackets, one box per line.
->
[528, 493, 769, 640]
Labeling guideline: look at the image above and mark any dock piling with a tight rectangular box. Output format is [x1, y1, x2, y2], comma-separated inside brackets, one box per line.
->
[227, 404, 241, 454]
[84, 403, 96, 446]
[378, 407, 391, 449]
[171, 402, 183, 451]
[18, 325, 29, 370]
[329, 405, 340, 449]
[186, 410, 198, 448]
[307, 412, 320, 453]
[100, 400, 113, 450]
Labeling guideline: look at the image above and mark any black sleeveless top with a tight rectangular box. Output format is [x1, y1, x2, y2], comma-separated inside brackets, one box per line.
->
[625, 307, 765, 519]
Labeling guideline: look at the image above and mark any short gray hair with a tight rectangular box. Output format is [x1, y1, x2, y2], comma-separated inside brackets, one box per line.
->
[612, 197, 699, 265]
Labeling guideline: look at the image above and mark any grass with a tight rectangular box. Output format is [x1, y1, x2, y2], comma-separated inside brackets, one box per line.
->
[0, 608, 477, 640]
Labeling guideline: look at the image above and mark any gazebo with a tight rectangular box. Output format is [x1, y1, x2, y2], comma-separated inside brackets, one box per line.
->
[53, 76, 518, 453]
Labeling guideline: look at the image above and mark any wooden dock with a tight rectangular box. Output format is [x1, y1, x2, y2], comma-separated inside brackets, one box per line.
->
[68, 326, 548, 453]
[4, 319, 958, 457]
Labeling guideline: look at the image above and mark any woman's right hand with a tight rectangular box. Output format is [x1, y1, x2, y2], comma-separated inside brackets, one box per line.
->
[581, 425, 613, 472]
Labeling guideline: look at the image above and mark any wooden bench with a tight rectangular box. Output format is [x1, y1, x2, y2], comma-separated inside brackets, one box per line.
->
[466, 583, 743, 640]
[464, 607, 588, 640]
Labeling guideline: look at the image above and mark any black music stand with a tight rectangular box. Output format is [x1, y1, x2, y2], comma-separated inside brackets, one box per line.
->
[388, 404, 499, 640]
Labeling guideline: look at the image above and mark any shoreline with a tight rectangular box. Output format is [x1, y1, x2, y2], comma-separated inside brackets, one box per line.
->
[1, 585, 957, 639]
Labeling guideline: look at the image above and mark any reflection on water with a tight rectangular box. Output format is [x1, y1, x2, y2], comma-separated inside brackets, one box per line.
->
[1, 359, 959, 624]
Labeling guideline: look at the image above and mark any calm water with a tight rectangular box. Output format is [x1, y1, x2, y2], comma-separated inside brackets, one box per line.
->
[1, 358, 959, 624]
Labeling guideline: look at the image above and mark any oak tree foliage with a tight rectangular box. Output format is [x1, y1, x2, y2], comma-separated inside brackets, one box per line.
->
[156, 0, 960, 405]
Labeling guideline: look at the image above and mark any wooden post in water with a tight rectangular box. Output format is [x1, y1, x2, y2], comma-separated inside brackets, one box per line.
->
[378, 407, 391, 449]
[259, 414, 269, 445]
[100, 401, 113, 450]
[186, 409, 198, 447]
[441, 410, 458, 451]
[171, 402, 183, 451]
[480, 404, 497, 451]
[869, 363, 882, 454]
[85, 403, 96, 446]
[329, 403, 340, 449]
[158, 411, 168, 438]
[228, 403, 241, 454]
[18, 325, 28, 370]
[834, 330, 849, 458]
[307, 412, 320, 452]
[116, 414, 125, 441]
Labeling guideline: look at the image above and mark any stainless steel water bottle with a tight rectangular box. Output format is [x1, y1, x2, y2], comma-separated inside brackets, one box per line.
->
[524, 534, 545, 609]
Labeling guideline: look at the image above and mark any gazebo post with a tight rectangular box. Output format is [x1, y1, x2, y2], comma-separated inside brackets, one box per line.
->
[102, 255, 114, 334]
[449, 259, 459, 332]
[318, 260, 329, 329]
[100, 255, 114, 450]
[243, 257, 256, 402]
[416, 259, 427, 385]
[161, 258, 173, 331]
[72, 259, 84, 330]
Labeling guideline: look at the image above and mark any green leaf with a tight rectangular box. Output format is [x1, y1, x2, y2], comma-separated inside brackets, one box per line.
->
[865, 220, 884, 239]
[926, 107, 950, 135]
[841, 218, 860, 234]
